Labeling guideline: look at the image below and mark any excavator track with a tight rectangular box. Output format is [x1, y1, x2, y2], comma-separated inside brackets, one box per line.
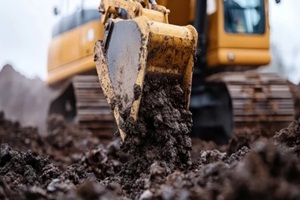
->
[208, 71, 295, 132]
[73, 75, 115, 138]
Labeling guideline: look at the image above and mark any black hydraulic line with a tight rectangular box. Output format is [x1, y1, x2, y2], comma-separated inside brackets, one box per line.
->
[194, 0, 207, 69]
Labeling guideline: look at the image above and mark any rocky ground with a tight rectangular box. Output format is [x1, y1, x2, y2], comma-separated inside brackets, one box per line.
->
[1, 110, 300, 200]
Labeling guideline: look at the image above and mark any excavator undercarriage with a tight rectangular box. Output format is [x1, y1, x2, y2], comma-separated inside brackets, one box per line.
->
[191, 71, 295, 143]
[49, 73, 115, 138]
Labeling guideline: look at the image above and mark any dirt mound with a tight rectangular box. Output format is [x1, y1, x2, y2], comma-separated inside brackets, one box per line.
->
[0, 65, 58, 132]
[115, 74, 192, 197]
[1, 111, 300, 199]
[0, 112, 46, 156]
[139, 141, 300, 200]
[227, 128, 271, 154]
[121, 74, 192, 167]
[0, 143, 119, 200]
[0, 112, 104, 169]
[0, 112, 127, 199]
[274, 119, 300, 156]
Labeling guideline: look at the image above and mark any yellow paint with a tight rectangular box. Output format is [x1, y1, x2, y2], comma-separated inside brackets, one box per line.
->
[156, 0, 192, 25]
[48, 0, 271, 87]
[206, 0, 271, 67]
[47, 19, 104, 85]
[207, 48, 271, 67]
[46, 55, 95, 85]
[159, 0, 271, 67]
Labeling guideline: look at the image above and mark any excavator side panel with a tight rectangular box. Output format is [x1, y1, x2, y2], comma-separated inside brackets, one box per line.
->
[47, 18, 104, 85]
[156, 0, 192, 25]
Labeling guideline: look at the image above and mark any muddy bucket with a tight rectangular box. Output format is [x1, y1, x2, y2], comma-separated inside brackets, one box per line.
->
[95, 16, 197, 140]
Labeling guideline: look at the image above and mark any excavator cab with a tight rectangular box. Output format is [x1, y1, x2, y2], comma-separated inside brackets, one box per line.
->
[206, 0, 270, 67]
[189, 0, 293, 143]
[157, 0, 271, 68]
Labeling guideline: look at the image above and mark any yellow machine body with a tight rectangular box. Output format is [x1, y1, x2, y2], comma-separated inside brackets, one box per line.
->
[206, 0, 270, 67]
[47, 0, 271, 85]
[47, 0, 289, 141]
[157, 0, 271, 68]
[47, 19, 104, 85]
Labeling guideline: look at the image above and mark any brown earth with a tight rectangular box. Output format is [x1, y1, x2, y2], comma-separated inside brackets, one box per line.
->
[1, 66, 300, 199]
[2, 111, 300, 199]
[1, 105, 300, 199]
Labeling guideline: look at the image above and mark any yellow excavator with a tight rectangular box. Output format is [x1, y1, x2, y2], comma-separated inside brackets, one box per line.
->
[47, 0, 112, 137]
[47, 0, 294, 143]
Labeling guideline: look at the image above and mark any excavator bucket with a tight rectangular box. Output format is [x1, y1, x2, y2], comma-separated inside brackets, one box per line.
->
[94, 7, 197, 140]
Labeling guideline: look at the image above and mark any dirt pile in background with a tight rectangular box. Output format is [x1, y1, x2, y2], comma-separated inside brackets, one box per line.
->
[0, 64, 57, 132]
[0, 111, 46, 156]
[0, 112, 106, 169]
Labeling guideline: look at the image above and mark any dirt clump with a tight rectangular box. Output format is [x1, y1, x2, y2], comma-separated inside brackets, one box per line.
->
[0, 112, 128, 199]
[45, 115, 103, 168]
[274, 119, 300, 156]
[121, 73, 192, 169]
[116, 73, 192, 197]
[227, 128, 271, 154]
[0, 112, 47, 156]
[138, 141, 300, 200]
[0, 145, 117, 200]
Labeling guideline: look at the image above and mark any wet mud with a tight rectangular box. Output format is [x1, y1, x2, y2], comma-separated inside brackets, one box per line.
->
[115, 73, 192, 197]
[121, 73, 192, 168]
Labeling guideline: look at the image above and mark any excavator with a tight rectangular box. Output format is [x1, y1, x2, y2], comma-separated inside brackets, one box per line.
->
[47, 0, 294, 143]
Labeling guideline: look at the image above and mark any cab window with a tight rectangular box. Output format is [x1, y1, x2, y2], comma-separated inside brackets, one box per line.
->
[224, 0, 265, 34]
[52, 0, 101, 37]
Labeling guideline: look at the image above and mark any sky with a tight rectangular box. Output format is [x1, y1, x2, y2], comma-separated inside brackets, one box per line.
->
[0, 0, 300, 83]
[268, 0, 300, 83]
[0, 0, 58, 79]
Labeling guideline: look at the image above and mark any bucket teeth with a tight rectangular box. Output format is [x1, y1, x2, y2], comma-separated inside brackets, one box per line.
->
[95, 16, 197, 140]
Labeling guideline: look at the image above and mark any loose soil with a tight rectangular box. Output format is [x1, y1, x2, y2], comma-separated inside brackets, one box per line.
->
[2, 110, 300, 199]
[2, 93, 300, 199]
[2, 68, 300, 199]
[115, 73, 192, 198]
